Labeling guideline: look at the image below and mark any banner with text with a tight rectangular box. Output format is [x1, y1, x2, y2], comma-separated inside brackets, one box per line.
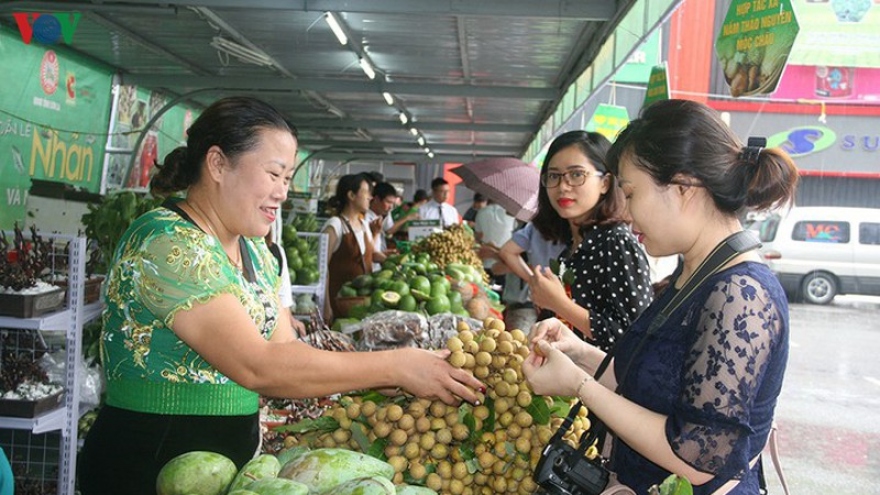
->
[642, 64, 670, 109]
[716, 0, 800, 97]
[0, 28, 112, 229]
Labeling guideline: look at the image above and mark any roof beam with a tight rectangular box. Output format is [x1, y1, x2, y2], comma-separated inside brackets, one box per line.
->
[9, 0, 615, 20]
[302, 150, 515, 164]
[298, 140, 518, 154]
[301, 119, 532, 134]
[120, 75, 558, 100]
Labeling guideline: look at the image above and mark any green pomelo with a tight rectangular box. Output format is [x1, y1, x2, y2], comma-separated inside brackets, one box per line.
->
[351, 274, 374, 289]
[390, 280, 410, 297]
[397, 294, 418, 312]
[410, 289, 431, 302]
[410, 276, 431, 294]
[338, 285, 357, 298]
[425, 295, 451, 315]
[156, 451, 237, 495]
[380, 291, 401, 308]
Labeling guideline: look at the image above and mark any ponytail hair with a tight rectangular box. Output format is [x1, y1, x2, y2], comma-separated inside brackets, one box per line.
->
[149, 96, 295, 198]
[149, 146, 197, 197]
[607, 99, 798, 215]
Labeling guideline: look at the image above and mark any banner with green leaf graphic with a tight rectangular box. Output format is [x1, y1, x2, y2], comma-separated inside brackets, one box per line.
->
[0, 28, 113, 229]
[585, 104, 629, 142]
[716, 0, 800, 97]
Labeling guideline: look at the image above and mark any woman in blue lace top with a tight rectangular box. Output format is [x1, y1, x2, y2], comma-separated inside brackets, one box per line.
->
[523, 99, 798, 494]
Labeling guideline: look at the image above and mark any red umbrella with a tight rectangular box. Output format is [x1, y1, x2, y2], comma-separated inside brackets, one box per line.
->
[451, 157, 540, 222]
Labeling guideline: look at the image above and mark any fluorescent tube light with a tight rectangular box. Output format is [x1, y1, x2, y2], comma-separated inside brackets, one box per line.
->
[398, 112, 408, 125]
[382, 92, 394, 105]
[359, 58, 376, 80]
[210, 36, 274, 67]
[325, 13, 348, 45]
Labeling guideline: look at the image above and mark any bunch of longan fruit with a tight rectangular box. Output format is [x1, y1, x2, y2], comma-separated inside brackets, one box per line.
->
[289, 317, 593, 495]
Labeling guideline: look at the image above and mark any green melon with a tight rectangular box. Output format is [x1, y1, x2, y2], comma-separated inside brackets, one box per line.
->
[244, 478, 309, 495]
[155, 451, 236, 495]
[227, 455, 281, 493]
[277, 449, 394, 494]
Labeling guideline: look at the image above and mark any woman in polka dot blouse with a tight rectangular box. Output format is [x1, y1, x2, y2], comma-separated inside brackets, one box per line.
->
[528, 131, 653, 351]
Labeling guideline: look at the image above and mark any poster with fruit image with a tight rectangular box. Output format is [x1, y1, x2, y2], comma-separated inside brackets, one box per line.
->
[104, 85, 201, 190]
[716, 0, 800, 97]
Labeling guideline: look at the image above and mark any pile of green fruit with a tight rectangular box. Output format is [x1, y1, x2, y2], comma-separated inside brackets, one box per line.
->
[281, 225, 322, 286]
[410, 225, 488, 285]
[156, 447, 435, 495]
[287, 213, 321, 233]
[336, 252, 497, 321]
[281, 318, 592, 495]
[81, 190, 163, 274]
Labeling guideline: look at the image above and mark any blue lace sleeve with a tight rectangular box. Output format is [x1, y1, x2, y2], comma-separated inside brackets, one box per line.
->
[666, 273, 785, 477]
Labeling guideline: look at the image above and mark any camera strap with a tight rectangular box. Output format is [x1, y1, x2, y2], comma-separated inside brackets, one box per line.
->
[573, 230, 762, 455]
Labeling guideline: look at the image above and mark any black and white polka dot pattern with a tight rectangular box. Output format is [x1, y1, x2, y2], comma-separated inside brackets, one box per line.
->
[561, 223, 654, 351]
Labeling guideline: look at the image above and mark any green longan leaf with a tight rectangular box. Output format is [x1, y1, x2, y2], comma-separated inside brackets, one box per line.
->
[527, 396, 551, 425]
[350, 422, 372, 453]
[366, 437, 388, 461]
[273, 416, 338, 433]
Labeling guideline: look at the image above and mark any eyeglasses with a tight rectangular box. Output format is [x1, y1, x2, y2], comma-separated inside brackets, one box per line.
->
[541, 170, 605, 188]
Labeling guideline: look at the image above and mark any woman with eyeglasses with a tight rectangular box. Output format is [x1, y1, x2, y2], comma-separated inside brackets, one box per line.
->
[527, 130, 653, 351]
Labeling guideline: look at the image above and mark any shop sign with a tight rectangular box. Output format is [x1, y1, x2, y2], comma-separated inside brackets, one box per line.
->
[642, 64, 669, 109]
[716, 0, 800, 97]
[585, 104, 629, 142]
[767, 125, 836, 157]
[13, 12, 81, 45]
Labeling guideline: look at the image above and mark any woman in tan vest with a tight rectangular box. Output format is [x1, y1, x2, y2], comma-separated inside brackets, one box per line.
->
[322, 173, 375, 320]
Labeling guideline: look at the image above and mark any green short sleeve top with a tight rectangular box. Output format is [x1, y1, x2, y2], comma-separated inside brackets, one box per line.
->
[101, 205, 281, 416]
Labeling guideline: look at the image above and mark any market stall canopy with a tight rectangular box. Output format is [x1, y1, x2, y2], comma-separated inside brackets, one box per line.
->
[451, 157, 539, 222]
[0, 0, 641, 165]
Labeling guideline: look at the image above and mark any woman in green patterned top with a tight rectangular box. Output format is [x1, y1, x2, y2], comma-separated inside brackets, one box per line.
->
[78, 97, 482, 495]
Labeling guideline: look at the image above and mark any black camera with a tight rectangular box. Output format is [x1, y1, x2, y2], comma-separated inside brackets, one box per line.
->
[534, 402, 610, 495]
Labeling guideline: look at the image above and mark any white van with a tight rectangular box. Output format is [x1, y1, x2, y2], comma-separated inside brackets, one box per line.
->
[755, 206, 880, 304]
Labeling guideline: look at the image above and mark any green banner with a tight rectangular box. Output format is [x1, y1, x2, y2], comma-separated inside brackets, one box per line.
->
[585, 104, 630, 142]
[716, 0, 800, 97]
[643, 64, 670, 108]
[0, 28, 112, 229]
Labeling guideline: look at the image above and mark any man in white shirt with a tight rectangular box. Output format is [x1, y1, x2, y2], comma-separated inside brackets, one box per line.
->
[418, 178, 460, 228]
[365, 182, 400, 270]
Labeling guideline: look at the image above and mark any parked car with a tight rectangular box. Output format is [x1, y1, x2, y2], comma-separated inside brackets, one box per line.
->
[755, 206, 880, 304]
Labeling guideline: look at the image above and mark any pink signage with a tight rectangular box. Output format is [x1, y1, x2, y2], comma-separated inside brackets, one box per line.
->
[774, 65, 880, 103]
